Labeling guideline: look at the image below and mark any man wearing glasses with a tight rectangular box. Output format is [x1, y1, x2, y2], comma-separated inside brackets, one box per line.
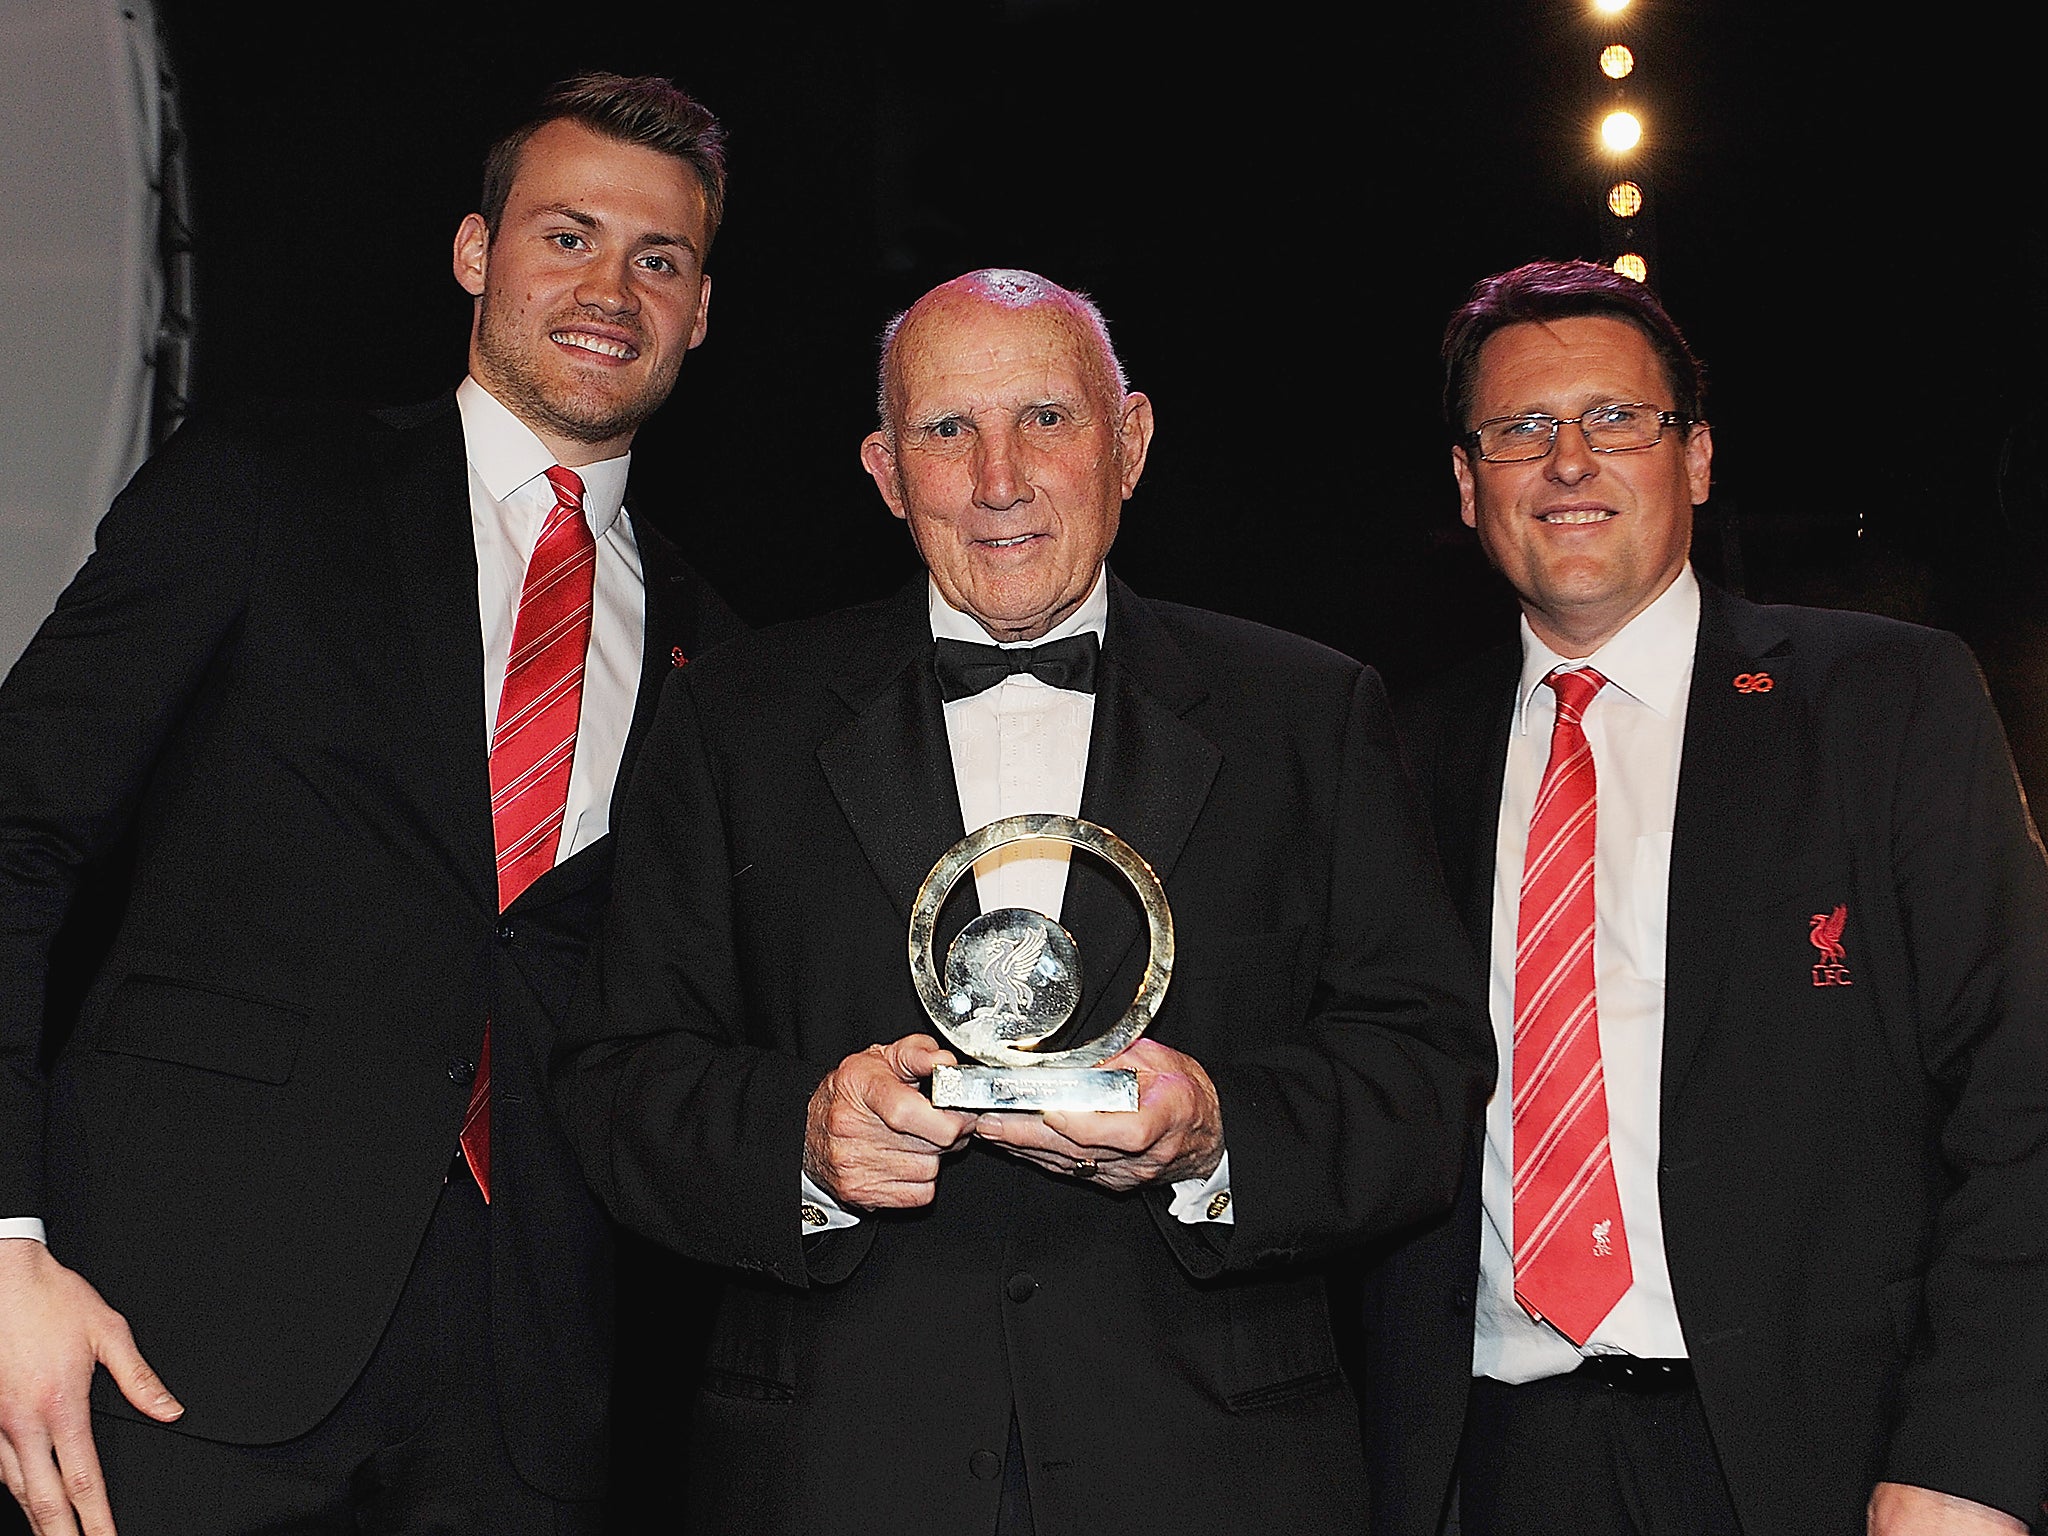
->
[1360, 260, 2048, 1535]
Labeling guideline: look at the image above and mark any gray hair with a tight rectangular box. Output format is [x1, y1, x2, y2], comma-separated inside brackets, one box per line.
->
[874, 268, 1131, 439]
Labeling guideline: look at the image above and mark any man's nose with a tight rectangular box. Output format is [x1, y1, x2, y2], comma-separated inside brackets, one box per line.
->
[1546, 419, 1600, 485]
[576, 255, 641, 316]
[973, 429, 1031, 510]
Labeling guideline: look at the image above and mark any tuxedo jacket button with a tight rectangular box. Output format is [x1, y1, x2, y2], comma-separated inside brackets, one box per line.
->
[969, 1450, 1002, 1481]
[494, 922, 516, 943]
[448, 1058, 476, 1085]
[1006, 1272, 1038, 1303]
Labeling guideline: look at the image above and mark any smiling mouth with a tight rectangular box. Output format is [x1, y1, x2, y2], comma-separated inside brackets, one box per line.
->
[551, 329, 639, 361]
[979, 533, 1043, 548]
[1538, 507, 1618, 525]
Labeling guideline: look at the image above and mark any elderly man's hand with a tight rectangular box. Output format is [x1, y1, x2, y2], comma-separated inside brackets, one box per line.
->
[804, 1035, 976, 1211]
[1868, 1483, 2028, 1535]
[971, 1037, 1223, 1191]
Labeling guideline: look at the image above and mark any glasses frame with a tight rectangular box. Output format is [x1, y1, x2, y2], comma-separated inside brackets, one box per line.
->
[1465, 404, 1692, 464]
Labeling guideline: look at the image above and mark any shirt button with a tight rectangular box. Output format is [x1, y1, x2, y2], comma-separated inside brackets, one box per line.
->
[969, 1450, 1002, 1481]
[1005, 1272, 1038, 1303]
[448, 1059, 476, 1085]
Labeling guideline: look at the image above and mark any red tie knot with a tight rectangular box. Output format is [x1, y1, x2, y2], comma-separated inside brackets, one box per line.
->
[544, 464, 586, 512]
[1545, 666, 1608, 726]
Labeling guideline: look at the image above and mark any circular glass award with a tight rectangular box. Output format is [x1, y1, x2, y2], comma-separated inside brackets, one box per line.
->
[907, 814, 1174, 1112]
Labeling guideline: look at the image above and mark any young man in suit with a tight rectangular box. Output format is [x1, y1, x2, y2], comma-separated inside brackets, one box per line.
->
[0, 73, 741, 1534]
[1360, 260, 2048, 1535]
[551, 268, 1494, 1535]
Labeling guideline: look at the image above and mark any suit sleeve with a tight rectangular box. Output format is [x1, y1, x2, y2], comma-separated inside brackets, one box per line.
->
[1879, 632, 2048, 1516]
[0, 424, 257, 1216]
[1161, 665, 1495, 1279]
[551, 672, 830, 1290]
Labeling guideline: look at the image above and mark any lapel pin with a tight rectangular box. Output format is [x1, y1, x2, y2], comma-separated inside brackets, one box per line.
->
[671, 647, 689, 668]
[1734, 671, 1774, 693]
[1808, 903, 1853, 986]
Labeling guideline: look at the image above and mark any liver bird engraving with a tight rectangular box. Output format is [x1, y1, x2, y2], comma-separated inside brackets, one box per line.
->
[971, 924, 1048, 1033]
[1808, 904, 1848, 964]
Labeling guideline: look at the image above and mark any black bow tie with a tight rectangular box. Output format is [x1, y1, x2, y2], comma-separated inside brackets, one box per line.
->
[933, 632, 1101, 702]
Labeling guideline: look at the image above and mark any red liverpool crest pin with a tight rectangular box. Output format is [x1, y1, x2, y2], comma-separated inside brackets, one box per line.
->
[1808, 904, 1852, 986]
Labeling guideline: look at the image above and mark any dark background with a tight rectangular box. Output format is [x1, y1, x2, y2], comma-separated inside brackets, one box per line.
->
[151, 0, 2048, 797]
[19, 0, 2044, 1526]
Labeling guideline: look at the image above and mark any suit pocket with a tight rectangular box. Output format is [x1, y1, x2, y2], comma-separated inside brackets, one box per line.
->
[1221, 1274, 1346, 1412]
[93, 974, 306, 1085]
[700, 1280, 798, 1403]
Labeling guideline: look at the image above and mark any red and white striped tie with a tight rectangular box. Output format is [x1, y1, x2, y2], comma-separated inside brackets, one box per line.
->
[1512, 666, 1632, 1344]
[462, 464, 595, 1201]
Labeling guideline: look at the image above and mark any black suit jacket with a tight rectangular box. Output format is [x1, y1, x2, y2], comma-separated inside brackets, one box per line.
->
[0, 395, 741, 1498]
[1360, 581, 2048, 1533]
[553, 574, 1493, 1534]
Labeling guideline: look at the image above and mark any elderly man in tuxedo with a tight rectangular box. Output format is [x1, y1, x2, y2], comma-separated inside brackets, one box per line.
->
[553, 267, 1493, 1534]
[0, 74, 741, 1535]
[1360, 260, 2048, 1536]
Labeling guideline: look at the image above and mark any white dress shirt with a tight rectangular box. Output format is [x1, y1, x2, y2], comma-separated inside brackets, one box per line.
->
[1, 379, 649, 1250]
[460, 376, 645, 861]
[1472, 565, 1699, 1383]
[800, 569, 1232, 1230]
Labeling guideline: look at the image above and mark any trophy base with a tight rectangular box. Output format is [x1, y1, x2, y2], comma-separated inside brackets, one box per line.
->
[932, 1064, 1138, 1112]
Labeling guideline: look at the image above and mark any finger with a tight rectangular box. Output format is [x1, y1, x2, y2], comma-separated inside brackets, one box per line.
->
[972, 1113, 1090, 1157]
[96, 1323, 180, 1423]
[870, 1082, 975, 1147]
[0, 1442, 35, 1536]
[840, 1157, 949, 1207]
[1099, 1036, 1181, 1073]
[12, 1436, 79, 1536]
[1039, 1107, 1162, 1155]
[878, 1035, 957, 1081]
[48, 1417, 114, 1536]
[860, 1177, 946, 1209]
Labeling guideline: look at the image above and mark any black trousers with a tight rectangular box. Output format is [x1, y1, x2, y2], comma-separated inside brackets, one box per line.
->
[1457, 1368, 1743, 1536]
[92, 1169, 600, 1536]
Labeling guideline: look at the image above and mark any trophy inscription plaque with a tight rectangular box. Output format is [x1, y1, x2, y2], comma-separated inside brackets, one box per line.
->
[909, 813, 1173, 1112]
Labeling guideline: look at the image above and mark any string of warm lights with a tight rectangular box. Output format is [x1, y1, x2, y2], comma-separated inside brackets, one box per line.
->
[1592, 0, 1652, 283]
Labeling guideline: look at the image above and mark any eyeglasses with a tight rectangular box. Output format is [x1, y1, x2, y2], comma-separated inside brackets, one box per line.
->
[1466, 403, 1691, 464]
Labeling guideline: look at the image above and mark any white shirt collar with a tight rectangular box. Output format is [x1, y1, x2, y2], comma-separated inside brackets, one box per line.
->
[1513, 564, 1700, 734]
[455, 376, 631, 539]
[927, 566, 1110, 647]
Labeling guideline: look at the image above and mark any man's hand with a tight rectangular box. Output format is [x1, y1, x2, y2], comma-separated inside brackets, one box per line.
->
[804, 1035, 976, 1211]
[0, 1237, 181, 1536]
[971, 1037, 1223, 1191]
[1869, 1482, 2028, 1535]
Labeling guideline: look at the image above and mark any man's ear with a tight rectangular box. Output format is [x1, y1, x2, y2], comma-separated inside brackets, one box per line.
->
[1685, 422, 1714, 506]
[1452, 444, 1479, 529]
[860, 432, 907, 521]
[453, 214, 490, 298]
[1116, 392, 1156, 498]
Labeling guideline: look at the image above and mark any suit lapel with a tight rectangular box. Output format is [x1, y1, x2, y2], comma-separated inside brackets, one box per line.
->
[1059, 578, 1221, 1041]
[1661, 583, 1796, 1115]
[379, 401, 498, 906]
[621, 519, 688, 792]
[1436, 646, 1520, 954]
[816, 581, 970, 925]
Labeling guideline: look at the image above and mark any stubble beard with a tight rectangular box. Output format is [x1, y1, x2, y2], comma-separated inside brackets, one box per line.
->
[472, 300, 677, 449]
